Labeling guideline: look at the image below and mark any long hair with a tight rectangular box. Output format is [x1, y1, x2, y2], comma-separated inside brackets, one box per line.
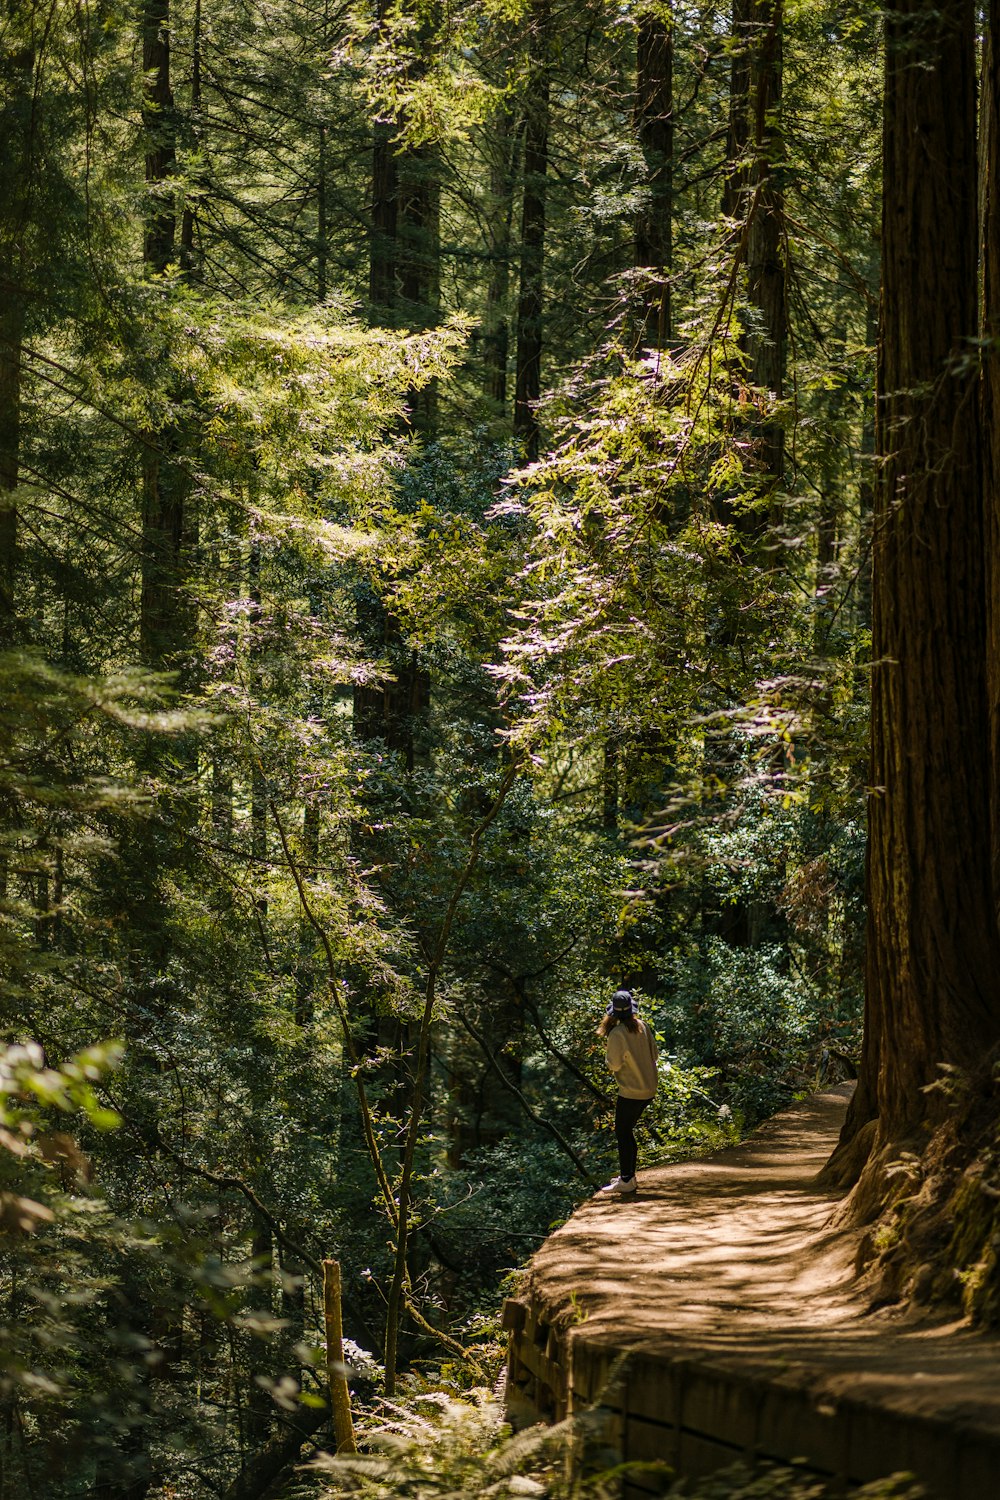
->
[597, 1011, 639, 1038]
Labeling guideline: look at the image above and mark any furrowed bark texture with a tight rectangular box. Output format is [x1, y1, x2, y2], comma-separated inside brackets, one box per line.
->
[843, 0, 1000, 1163]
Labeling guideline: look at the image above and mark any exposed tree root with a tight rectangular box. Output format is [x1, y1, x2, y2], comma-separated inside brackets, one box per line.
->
[826, 1061, 1000, 1323]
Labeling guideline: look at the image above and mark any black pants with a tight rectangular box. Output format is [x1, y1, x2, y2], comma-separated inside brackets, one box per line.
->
[615, 1094, 652, 1180]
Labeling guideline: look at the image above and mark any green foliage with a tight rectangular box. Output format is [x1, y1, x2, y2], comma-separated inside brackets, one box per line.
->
[316, 1391, 553, 1498]
[1, 0, 882, 1487]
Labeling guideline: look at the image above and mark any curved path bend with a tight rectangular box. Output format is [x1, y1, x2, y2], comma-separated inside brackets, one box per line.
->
[504, 1087, 1000, 1498]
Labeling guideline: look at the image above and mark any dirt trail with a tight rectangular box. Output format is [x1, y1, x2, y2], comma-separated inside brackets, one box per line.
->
[525, 1086, 1000, 1433]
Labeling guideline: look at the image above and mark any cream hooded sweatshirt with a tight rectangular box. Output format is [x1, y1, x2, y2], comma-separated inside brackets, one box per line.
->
[605, 1020, 658, 1099]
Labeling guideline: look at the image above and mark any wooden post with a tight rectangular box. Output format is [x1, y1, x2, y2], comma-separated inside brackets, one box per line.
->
[322, 1259, 357, 1454]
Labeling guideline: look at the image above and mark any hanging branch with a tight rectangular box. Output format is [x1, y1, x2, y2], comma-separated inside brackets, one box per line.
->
[270, 790, 488, 1377]
[382, 759, 521, 1395]
[148, 1127, 324, 1278]
[480, 947, 612, 1107]
[454, 1005, 598, 1186]
[268, 790, 398, 1227]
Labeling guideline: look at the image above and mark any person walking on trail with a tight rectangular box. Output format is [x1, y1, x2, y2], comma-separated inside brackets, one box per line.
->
[598, 989, 658, 1197]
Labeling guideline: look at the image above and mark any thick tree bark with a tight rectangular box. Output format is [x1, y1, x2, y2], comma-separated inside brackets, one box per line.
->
[718, 0, 785, 524]
[361, 87, 431, 758]
[368, 0, 440, 388]
[513, 0, 549, 460]
[139, 445, 190, 668]
[635, 7, 673, 347]
[828, 0, 1000, 1182]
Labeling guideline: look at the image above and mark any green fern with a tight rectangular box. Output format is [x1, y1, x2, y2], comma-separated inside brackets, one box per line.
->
[314, 1388, 563, 1498]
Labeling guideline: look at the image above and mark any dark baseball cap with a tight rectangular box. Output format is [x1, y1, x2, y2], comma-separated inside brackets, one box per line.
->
[606, 989, 637, 1016]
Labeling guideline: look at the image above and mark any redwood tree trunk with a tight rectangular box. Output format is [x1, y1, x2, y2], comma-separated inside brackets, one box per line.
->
[831, 0, 1000, 1177]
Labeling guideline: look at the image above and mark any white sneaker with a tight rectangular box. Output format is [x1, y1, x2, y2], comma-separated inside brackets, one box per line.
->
[598, 1176, 637, 1196]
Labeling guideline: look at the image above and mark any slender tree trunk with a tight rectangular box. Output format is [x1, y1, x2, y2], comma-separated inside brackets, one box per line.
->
[382, 765, 517, 1394]
[723, 0, 753, 220]
[983, 5, 1000, 933]
[296, 798, 320, 1025]
[483, 107, 519, 410]
[246, 1222, 273, 1448]
[746, 0, 785, 488]
[212, 759, 233, 844]
[399, 141, 440, 428]
[140, 0, 190, 672]
[513, 0, 549, 460]
[317, 122, 328, 301]
[828, 0, 1000, 1184]
[0, 36, 35, 641]
[352, 597, 429, 769]
[370, 110, 398, 319]
[0, 295, 24, 638]
[139, 446, 190, 668]
[855, 296, 878, 630]
[369, 0, 400, 321]
[248, 538, 268, 913]
[143, 0, 176, 274]
[179, 0, 201, 274]
[322, 1260, 357, 1454]
[635, 6, 673, 347]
